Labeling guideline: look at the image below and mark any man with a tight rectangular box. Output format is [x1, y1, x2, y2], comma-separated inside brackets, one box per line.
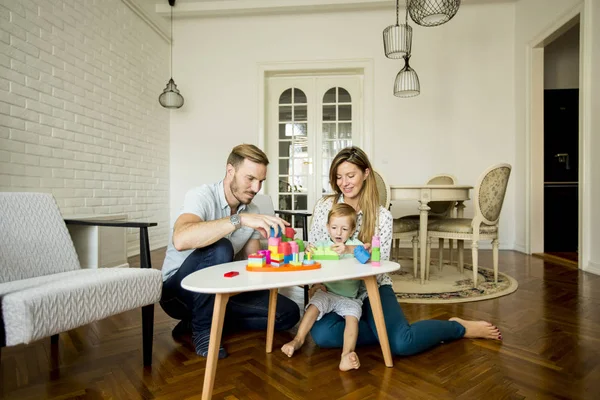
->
[160, 144, 300, 359]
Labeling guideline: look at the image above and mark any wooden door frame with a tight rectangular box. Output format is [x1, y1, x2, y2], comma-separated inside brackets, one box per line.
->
[526, 3, 588, 271]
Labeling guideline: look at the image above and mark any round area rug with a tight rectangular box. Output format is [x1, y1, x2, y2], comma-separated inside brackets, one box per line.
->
[390, 261, 518, 304]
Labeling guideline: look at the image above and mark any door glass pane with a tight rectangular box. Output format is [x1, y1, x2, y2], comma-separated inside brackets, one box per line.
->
[279, 194, 292, 210]
[279, 89, 292, 104]
[323, 88, 336, 103]
[279, 141, 291, 158]
[338, 88, 351, 102]
[338, 105, 351, 121]
[291, 175, 309, 193]
[279, 106, 292, 121]
[295, 194, 307, 210]
[294, 123, 307, 136]
[278, 176, 292, 193]
[322, 176, 331, 194]
[323, 105, 336, 121]
[339, 122, 351, 139]
[294, 88, 306, 103]
[323, 123, 336, 140]
[279, 159, 290, 175]
[295, 105, 307, 121]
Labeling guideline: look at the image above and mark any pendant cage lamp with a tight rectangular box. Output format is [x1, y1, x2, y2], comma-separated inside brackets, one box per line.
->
[383, 0, 412, 59]
[394, 55, 420, 98]
[159, 0, 184, 109]
[408, 0, 461, 27]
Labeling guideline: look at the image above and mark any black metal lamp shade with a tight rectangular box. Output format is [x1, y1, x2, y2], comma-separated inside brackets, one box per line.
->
[159, 78, 184, 109]
[383, 0, 413, 59]
[394, 55, 420, 97]
[408, 0, 461, 27]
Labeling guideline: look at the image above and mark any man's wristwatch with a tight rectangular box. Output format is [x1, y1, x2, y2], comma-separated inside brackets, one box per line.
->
[230, 214, 241, 230]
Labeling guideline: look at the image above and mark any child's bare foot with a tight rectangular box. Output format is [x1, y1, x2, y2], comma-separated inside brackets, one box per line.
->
[450, 317, 502, 340]
[339, 352, 360, 371]
[281, 338, 304, 357]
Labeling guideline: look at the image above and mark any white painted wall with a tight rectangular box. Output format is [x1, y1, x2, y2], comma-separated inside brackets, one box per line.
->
[544, 23, 580, 89]
[0, 0, 171, 255]
[170, 3, 517, 248]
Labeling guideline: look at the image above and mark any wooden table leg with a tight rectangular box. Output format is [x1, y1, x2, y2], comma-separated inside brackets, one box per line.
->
[418, 197, 431, 285]
[266, 289, 278, 353]
[202, 293, 230, 400]
[363, 276, 393, 367]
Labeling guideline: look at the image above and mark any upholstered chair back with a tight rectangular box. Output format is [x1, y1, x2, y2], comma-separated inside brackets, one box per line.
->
[373, 170, 391, 209]
[474, 164, 512, 225]
[426, 174, 457, 215]
[0, 193, 80, 283]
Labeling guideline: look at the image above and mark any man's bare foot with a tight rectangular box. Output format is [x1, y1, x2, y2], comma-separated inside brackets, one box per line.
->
[450, 317, 502, 340]
[281, 338, 304, 357]
[339, 352, 360, 371]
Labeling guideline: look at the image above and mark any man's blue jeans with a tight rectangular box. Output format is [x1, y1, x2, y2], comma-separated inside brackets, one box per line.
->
[160, 238, 300, 335]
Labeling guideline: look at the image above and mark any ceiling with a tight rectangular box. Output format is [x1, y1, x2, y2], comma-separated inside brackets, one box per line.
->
[153, 0, 516, 18]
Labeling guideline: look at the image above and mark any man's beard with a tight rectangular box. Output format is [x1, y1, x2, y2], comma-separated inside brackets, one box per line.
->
[230, 177, 254, 205]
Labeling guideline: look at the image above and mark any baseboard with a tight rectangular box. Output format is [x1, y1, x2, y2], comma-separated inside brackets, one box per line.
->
[513, 243, 527, 254]
[584, 260, 600, 275]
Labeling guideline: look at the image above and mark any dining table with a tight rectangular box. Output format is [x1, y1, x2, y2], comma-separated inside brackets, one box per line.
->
[390, 184, 473, 284]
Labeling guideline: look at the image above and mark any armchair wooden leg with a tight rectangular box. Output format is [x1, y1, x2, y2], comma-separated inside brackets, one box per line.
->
[472, 241, 479, 287]
[458, 240, 464, 273]
[449, 239, 455, 266]
[438, 238, 444, 271]
[492, 238, 499, 283]
[142, 304, 154, 366]
[411, 236, 418, 278]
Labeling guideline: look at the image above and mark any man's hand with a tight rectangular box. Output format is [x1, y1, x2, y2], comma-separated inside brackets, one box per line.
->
[309, 283, 327, 298]
[240, 213, 289, 238]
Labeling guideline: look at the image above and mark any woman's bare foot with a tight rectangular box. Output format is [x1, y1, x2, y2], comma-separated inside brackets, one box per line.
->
[339, 352, 360, 371]
[281, 338, 304, 357]
[450, 317, 502, 340]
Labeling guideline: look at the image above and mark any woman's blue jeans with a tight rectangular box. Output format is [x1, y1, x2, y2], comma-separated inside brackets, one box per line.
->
[160, 238, 300, 335]
[310, 284, 465, 356]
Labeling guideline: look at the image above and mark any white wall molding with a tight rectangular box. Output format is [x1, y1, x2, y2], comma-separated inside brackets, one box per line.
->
[583, 260, 600, 276]
[122, 0, 170, 43]
[156, 0, 514, 18]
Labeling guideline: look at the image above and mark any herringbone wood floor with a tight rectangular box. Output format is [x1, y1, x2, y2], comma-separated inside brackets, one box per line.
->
[2, 248, 599, 399]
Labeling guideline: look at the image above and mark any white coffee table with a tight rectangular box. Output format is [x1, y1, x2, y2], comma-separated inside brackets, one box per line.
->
[181, 258, 400, 400]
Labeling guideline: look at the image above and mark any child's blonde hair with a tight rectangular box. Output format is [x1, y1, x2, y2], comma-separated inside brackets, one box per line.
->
[327, 203, 357, 231]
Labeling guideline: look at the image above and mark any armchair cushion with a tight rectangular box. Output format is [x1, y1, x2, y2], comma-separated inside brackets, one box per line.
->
[393, 219, 419, 233]
[427, 218, 498, 234]
[1, 268, 161, 346]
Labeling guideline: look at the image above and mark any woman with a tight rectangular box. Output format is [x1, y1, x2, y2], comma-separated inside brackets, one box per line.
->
[309, 146, 501, 356]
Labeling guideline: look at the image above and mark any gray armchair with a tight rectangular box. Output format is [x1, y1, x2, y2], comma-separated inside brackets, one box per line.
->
[0, 193, 162, 366]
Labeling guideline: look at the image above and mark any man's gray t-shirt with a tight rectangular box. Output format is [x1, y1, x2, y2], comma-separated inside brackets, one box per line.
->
[161, 180, 261, 281]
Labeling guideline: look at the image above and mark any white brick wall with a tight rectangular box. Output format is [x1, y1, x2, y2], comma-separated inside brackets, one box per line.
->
[0, 0, 171, 256]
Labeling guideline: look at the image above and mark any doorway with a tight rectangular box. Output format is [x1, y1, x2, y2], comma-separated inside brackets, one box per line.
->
[530, 17, 582, 267]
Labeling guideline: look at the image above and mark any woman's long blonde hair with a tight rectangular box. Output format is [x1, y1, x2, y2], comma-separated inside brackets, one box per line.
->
[327, 146, 379, 243]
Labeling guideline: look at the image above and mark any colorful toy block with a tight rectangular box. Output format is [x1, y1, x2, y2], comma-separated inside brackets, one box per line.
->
[270, 226, 282, 238]
[257, 249, 271, 264]
[224, 271, 239, 278]
[371, 235, 381, 266]
[248, 253, 266, 267]
[354, 245, 370, 264]
[311, 243, 340, 260]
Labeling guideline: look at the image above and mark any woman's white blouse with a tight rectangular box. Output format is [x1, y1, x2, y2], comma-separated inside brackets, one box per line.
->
[309, 196, 395, 298]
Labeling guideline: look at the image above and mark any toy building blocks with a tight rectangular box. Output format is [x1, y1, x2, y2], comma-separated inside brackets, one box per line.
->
[354, 245, 370, 264]
[248, 253, 266, 267]
[269, 226, 282, 238]
[257, 249, 271, 264]
[371, 236, 381, 266]
[311, 243, 340, 260]
[303, 250, 315, 265]
[224, 271, 239, 278]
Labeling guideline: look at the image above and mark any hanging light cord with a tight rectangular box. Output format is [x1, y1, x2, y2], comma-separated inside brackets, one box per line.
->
[395, 0, 399, 26]
[170, 3, 173, 78]
[405, 0, 409, 25]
